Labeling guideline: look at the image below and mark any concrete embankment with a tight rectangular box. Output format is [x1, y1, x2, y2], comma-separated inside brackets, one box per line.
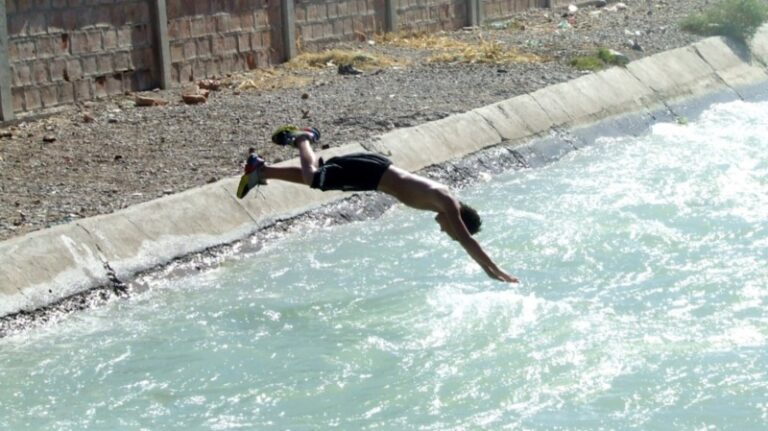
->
[2, 31, 768, 318]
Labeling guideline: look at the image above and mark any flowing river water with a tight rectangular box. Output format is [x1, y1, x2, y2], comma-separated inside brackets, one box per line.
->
[1, 99, 767, 430]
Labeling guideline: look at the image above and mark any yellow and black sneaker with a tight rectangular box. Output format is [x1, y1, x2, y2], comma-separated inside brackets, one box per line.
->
[236, 151, 267, 199]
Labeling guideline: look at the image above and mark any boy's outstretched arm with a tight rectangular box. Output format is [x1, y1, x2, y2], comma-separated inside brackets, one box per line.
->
[442, 203, 518, 283]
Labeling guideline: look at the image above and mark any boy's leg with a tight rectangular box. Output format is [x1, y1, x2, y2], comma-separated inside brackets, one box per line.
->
[261, 165, 305, 185]
[296, 138, 318, 185]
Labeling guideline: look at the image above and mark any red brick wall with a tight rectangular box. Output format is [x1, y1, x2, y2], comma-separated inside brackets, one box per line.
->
[295, 0, 385, 51]
[3, 0, 549, 115]
[7, 0, 155, 112]
[166, 0, 276, 83]
[484, 0, 547, 22]
[398, 0, 467, 33]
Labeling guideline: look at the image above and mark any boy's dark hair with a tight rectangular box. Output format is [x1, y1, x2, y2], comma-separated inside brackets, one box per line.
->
[459, 202, 482, 235]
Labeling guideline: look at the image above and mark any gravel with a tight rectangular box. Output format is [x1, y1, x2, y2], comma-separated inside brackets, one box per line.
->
[0, 0, 712, 242]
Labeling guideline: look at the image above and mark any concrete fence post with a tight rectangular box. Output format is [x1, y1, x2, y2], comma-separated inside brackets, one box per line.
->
[467, 0, 479, 27]
[385, 0, 398, 33]
[282, 0, 296, 61]
[151, 0, 172, 89]
[0, 2, 14, 121]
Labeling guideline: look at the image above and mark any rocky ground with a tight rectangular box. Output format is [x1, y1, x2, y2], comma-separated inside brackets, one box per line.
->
[0, 0, 711, 242]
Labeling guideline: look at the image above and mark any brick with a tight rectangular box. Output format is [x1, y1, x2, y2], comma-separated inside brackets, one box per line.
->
[183, 40, 196, 60]
[25, 87, 42, 110]
[117, 26, 132, 48]
[106, 73, 124, 95]
[190, 17, 207, 37]
[295, 6, 306, 22]
[57, 82, 75, 104]
[50, 58, 68, 81]
[205, 58, 221, 77]
[249, 33, 262, 51]
[12, 63, 32, 86]
[40, 84, 59, 108]
[97, 54, 113, 74]
[171, 63, 181, 83]
[73, 79, 92, 101]
[214, 13, 231, 33]
[197, 38, 212, 58]
[35, 36, 59, 58]
[179, 63, 193, 82]
[82, 55, 97, 75]
[245, 52, 256, 70]
[237, 33, 251, 53]
[192, 60, 205, 80]
[211, 34, 224, 55]
[240, 12, 255, 30]
[12, 88, 25, 112]
[32, 60, 49, 84]
[112, 51, 131, 72]
[93, 75, 108, 98]
[70, 32, 87, 54]
[170, 42, 184, 63]
[102, 29, 118, 50]
[66, 59, 83, 80]
[224, 35, 238, 54]
[166, 0, 181, 19]
[12, 40, 36, 60]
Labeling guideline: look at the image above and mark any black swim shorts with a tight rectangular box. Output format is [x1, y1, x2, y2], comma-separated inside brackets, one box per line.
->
[311, 153, 393, 192]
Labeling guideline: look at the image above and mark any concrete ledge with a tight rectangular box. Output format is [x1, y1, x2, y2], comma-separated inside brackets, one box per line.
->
[0, 224, 108, 316]
[3, 29, 768, 318]
[626, 46, 722, 102]
[751, 24, 768, 67]
[693, 37, 768, 100]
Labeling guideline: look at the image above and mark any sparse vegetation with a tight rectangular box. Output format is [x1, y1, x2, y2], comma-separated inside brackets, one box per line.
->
[570, 55, 604, 71]
[570, 48, 628, 71]
[681, 0, 768, 43]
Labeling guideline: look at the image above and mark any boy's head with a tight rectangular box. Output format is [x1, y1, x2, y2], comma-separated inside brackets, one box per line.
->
[459, 202, 482, 235]
[435, 202, 483, 238]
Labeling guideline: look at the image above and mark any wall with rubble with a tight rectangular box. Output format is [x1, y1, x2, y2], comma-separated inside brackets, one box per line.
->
[1, 0, 557, 118]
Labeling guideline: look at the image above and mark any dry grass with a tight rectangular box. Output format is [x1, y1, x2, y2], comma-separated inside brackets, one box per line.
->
[220, 68, 312, 93]
[285, 49, 401, 70]
[375, 31, 543, 64]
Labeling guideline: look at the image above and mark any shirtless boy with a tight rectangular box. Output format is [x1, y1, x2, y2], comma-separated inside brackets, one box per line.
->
[237, 125, 517, 283]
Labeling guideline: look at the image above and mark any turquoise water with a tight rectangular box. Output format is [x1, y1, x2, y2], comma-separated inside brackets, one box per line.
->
[2, 100, 767, 430]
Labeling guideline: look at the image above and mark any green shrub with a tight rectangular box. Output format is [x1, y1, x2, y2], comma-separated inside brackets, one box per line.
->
[570, 55, 604, 71]
[570, 48, 628, 71]
[597, 48, 629, 66]
[681, 0, 768, 43]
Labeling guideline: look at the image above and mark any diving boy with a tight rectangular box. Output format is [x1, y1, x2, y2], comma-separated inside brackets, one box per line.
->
[237, 125, 517, 283]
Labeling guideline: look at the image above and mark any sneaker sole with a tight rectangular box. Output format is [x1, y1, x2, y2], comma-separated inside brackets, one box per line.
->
[236, 173, 252, 199]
